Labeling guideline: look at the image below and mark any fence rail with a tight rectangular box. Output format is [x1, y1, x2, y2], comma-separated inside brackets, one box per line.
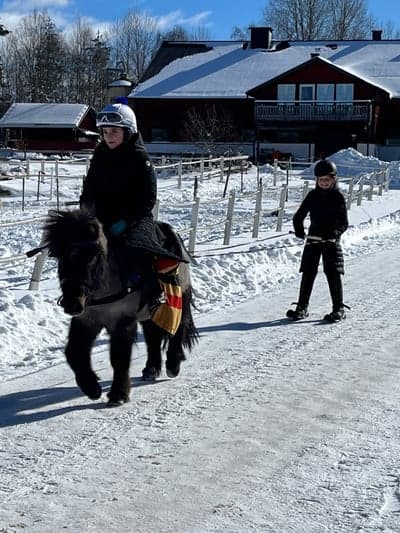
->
[0, 159, 392, 289]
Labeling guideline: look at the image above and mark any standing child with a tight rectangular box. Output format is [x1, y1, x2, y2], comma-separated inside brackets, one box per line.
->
[286, 159, 349, 322]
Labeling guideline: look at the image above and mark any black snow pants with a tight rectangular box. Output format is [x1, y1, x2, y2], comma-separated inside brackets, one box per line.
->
[297, 240, 344, 311]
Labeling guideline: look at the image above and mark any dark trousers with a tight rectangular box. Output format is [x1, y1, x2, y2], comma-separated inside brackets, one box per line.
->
[297, 270, 343, 311]
[297, 241, 344, 311]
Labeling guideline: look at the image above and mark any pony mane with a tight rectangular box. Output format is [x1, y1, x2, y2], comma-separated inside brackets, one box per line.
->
[44, 209, 105, 258]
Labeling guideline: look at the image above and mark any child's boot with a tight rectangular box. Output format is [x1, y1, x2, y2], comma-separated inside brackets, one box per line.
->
[323, 306, 346, 322]
[286, 304, 309, 320]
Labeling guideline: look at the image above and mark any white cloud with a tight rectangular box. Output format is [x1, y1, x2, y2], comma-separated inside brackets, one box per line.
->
[0, 0, 72, 31]
[3, 0, 70, 10]
[156, 9, 212, 31]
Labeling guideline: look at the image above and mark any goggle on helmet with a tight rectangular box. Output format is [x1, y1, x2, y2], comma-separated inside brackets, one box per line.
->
[96, 103, 137, 134]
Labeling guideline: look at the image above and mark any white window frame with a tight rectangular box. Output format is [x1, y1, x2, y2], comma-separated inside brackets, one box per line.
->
[317, 84, 334, 101]
[336, 83, 354, 102]
[299, 84, 315, 101]
[277, 84, 296, 102]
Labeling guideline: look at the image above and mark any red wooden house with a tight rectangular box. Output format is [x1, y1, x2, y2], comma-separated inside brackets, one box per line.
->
[0, 103, 98, 153]
[129, 28, 400, 161]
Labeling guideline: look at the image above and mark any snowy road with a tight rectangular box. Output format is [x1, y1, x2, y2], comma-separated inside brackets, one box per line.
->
[1, 244, 400, 533]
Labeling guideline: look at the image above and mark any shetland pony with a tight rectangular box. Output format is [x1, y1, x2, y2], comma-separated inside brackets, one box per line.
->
[44, 209, 198, 406]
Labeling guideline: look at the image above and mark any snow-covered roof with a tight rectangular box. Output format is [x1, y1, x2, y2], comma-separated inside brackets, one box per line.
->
[0, 103, 91, 128]
[131, 39, 400, 99]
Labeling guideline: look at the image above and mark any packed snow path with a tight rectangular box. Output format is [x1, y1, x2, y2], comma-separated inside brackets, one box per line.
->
[1, 244, 400, 533]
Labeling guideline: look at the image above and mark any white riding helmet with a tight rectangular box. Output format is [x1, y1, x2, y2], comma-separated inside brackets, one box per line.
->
[96, 98, 137, 134]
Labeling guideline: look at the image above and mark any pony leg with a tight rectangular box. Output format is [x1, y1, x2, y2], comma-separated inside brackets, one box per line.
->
[65, 317, 102, 400]
[107, 317, 138, 406]
[141, 320, 163, 380]
[165, 324, 186, 378]
[165, 290, 198, 378]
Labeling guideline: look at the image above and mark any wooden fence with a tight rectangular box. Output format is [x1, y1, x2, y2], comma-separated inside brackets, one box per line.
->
[0, 162, 392, 289]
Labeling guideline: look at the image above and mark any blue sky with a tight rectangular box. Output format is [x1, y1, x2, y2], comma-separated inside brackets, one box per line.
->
[0, 0, 399, 38]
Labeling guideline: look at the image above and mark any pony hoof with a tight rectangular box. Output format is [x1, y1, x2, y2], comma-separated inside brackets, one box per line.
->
[107, 397, 129, 407]
[166, 365, 180, 378]
[76, 375, 102, 400]
[142, 366, 160, 381]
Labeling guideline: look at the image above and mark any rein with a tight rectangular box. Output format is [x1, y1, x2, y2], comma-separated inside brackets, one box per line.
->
[86, 287, 134, 306]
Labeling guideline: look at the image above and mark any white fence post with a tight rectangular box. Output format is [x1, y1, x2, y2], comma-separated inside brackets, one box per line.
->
[252, 184, 262, 238]
[200, 159, 204, 181]
[368, 183, 374, 200]
[346, 180, 354, 209]
[273, 158, 278, 186]
[219, 156, 224, 182]
[188, 197, 200, 254]
[357, 182, 364, 205]
[177, 160, 183, 188]
[385, 169, 390, 192]
[276, 186, 287, 232]
[29, 248, 49, 290]
[223, 190, 236, 245]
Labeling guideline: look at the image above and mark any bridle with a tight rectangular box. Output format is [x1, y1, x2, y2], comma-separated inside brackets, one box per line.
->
[56, 238, 138, 309]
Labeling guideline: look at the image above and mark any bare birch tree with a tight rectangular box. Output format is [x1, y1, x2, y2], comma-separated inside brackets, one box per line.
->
[182, 105, 237, 156]
[109, 10, 159, 84]
[65, 18, 99, 104]
[263, 0, 375, 40]
[326, 0, 375, 39]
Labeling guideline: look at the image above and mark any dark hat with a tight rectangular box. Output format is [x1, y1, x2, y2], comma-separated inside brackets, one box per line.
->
[314, 159, 337, 177]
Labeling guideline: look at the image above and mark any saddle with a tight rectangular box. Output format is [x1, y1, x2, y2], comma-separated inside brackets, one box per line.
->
[154, 221, 192, 264]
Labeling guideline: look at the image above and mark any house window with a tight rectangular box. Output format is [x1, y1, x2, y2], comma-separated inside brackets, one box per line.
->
[317, 84, 334, 101]
[277, 84, 295, 101]
[299, 84, 315, 101]
[336, 83, 353, 101]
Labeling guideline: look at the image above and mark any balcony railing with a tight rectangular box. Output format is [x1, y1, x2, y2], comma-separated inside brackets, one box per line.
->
[255, 100, 372, 123]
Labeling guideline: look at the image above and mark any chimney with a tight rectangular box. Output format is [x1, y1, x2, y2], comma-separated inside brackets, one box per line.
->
[372, 29, 382, 41]
[311, 47, 321, 58]
[250, 27, 273, 49]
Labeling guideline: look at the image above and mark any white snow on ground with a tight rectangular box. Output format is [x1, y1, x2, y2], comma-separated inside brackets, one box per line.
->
[0, 149, 400, 532]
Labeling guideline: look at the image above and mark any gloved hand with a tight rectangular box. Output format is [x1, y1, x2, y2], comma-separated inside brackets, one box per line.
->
[295, 231, 305, 239]
[110, 219, 127, 236]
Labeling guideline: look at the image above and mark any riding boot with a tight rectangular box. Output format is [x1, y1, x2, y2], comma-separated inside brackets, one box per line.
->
[286, 271, 316, 319]
[298, 271, 316, 310]
[123, 247, 160, 310]
[325, 272, 346, 321]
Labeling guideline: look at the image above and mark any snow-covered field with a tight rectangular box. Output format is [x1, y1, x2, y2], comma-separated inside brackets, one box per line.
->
[1, 148, 400, 532]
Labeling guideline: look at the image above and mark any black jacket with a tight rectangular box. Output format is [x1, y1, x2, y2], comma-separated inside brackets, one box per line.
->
[80, 132, 156, 229]
[293, 184, 349, 240]
[80, 133, 184, 261]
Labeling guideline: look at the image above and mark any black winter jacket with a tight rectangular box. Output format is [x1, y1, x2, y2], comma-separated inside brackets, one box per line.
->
[293, 184, 348, 240]
[80, 133, 184, 262]
[80, 132, 156, 229]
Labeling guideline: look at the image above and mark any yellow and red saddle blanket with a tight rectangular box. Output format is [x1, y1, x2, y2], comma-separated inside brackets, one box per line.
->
[151, 257, 182, 335]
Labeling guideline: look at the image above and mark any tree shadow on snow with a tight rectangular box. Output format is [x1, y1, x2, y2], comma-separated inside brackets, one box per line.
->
[0, 376, 167, 428]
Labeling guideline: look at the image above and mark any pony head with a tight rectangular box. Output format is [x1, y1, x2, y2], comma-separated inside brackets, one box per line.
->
[44, 210, 107, 315]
